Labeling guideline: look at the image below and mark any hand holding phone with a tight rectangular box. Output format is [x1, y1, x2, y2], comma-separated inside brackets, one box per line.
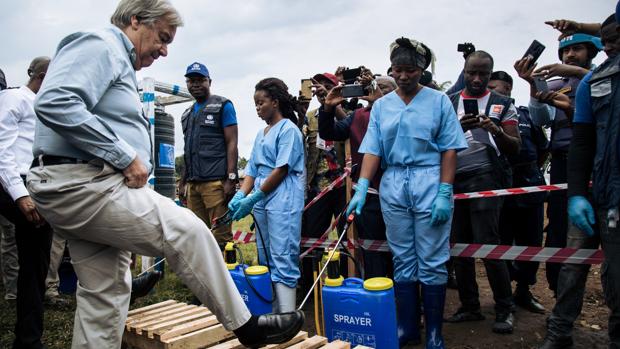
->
[463, 98, 479, 116]
[522, 40, 546, 69]
[300, 79, 313, 100]
[533, 77, 549, 93]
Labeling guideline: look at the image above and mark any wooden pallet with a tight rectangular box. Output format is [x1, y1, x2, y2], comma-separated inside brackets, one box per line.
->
[123, 300, 350, 349]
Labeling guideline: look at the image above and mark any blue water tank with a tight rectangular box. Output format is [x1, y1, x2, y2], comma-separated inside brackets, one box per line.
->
[228, 264, 272, 316]
[322, 277, 398, 348]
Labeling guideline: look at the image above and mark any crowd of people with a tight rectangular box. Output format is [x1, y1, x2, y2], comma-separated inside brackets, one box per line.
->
[0, 0, 619, 348]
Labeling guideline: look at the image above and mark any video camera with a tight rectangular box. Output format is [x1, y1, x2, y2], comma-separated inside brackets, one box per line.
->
[457, 42, 476, 59]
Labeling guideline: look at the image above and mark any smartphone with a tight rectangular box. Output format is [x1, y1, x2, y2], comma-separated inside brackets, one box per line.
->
[522, 40, 546, 68]
[341, 68, 362, 84]
[341, 84, 368, 98]
[300, 78, 313, 100]
[533, 77, 549, 93]
[463, 98, 479, 116]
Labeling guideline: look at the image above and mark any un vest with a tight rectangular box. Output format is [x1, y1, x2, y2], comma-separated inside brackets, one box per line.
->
[449, 90, 514, 187]
[448, 90, 513, 147]
[507, 107, 546, 206]
[548, 77, 581, 152]
[181, 95, 230, 181]
[590, 55, 620, 209]
[509, 107, 543, 166]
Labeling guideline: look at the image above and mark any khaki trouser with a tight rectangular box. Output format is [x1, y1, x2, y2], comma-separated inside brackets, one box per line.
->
[187, 180, 231, 247]
[28, 162, 250, 349]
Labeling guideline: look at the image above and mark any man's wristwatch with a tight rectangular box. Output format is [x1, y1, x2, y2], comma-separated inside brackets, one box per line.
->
[228, 173, 238, 181]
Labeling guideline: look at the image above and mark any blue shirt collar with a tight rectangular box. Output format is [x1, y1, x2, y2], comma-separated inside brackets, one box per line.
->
[108, 26, 137, 67]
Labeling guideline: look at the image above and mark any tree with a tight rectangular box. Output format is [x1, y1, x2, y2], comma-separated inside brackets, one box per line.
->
[175, 156, 184, 179]
[238, 157, 248, 170]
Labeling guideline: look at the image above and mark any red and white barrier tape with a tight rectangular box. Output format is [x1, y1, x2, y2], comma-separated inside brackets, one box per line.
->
[304, 169, 350, 211]
[299, 212, 343, 259]
[454, 183, 567, 200]
[232, 232, 603, 265]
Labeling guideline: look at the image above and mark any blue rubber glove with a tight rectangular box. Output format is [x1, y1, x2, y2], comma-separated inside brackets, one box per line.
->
[430, 183, 453, 226]
[346, 178, 369, 216]
[568, 195, 596, 236]
[232, 189, 265, 221]
[227, 191, 246, 213]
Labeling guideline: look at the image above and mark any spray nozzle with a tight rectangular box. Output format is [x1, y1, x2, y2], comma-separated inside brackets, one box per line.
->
[225, 242, 237, 265]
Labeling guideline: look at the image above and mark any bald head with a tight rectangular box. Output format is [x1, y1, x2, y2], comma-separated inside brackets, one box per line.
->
[27, 56, 50, 93]
[28, 56, 50, 79]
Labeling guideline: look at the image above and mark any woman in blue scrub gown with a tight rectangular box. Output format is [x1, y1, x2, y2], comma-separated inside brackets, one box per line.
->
[229, 78, 305, 313]
[347, 38, 467, 348]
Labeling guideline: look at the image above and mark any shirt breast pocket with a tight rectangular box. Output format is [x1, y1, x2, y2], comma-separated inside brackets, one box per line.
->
[591, 78, 612, 118]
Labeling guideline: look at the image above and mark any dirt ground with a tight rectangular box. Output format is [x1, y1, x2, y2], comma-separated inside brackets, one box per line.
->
[0, 260, 608, 348]
[300, 261, 610, 349]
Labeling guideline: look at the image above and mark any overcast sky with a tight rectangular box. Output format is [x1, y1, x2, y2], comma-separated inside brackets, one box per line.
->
[0, 0, 612, 158]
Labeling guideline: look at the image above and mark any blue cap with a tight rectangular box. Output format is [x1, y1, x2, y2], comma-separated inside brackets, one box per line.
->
[185, 62, 209, 78]
[558, 33, 603, 59]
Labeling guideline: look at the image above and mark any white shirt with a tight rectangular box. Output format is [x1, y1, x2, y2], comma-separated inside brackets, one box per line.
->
[0, 85, 36, 201]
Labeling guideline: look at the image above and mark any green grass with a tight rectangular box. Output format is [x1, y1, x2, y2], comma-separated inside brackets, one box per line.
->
[0, 218, 260, 349]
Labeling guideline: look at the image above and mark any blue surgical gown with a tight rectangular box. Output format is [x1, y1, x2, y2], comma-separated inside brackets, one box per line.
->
[246, 118, 305, 287]
[359, 88, 467, 284]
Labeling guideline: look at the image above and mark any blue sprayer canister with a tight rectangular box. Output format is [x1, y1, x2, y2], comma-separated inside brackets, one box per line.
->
[322, 277, 399, 348]
[225, 243, 272, 316]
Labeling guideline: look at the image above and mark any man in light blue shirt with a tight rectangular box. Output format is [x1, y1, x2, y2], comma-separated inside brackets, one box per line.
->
[27, 0, 303, 348]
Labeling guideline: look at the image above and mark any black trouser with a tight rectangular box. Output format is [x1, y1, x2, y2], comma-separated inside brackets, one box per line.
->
[452, 170, 513, 313]
[300, 186, 347, 295]
[547, 207, 620, 346]
[546, 152, 569, 294]
[0, 186, 52, 349]
[499, 196, 545, 287]
[353, 193, 393, 279]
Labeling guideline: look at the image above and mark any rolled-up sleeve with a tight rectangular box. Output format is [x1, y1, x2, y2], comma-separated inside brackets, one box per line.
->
[34, 35, 136, 169]
[528, 98, 555, 127]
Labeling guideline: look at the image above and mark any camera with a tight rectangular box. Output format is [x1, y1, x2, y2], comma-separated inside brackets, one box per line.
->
[457, 42, 476, 58]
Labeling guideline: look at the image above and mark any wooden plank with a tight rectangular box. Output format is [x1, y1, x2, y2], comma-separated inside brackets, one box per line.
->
[127, 303, 188, 324]
[141, 307, 210, 334]
[127, 300, 177, 317]
[163, 324, 233, 349]
[129, 305, 203, 332]
[157, 315, 219, 341]
[287, 336, 328, 349]
[320, 340, 351, 349]
[122, 331, 164, 349]
[147, 311, 213, 338]
[209, 331, 308, 349]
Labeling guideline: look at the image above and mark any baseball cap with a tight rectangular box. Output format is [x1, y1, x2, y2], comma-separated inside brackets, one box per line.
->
[312, 72, 339, 86]
[185, 62, 210, 78]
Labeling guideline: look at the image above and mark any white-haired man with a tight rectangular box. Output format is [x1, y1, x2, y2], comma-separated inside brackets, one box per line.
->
[28, 1, 303, 348]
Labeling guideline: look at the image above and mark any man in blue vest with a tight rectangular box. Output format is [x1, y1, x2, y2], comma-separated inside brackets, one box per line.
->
[491, 71, 549, 314]
[536, 13, 620, 349]
[565, 12, 620, 348]
[446, 51, 522, 334]
[515, 32, 603, 297]
[179, 62, 238, 250]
